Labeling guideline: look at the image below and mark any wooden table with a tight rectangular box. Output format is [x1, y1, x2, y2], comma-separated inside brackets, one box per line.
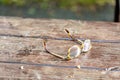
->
[0, 16, 120, 80]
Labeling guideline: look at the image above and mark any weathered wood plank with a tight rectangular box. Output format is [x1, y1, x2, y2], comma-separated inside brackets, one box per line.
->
[0, 16, 120, 80]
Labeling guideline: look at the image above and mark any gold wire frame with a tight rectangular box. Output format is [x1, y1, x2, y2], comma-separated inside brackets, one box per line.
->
[43, 29, 92, 60]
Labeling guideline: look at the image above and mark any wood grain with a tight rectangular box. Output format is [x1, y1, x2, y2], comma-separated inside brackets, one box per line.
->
[0, 16, 120, 80]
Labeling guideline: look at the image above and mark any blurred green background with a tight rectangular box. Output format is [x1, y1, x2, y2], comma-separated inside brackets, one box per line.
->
[0, 0, 115, 21]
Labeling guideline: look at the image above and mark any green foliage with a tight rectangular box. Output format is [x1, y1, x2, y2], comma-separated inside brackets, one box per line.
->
[39, 0, 50, 9]
[0, 0, 114, 9]
[0, 0, 26, 6]
[0, 0, 12, 5]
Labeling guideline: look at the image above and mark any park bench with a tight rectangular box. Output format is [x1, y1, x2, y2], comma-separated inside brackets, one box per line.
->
[0, 16, 119, 79]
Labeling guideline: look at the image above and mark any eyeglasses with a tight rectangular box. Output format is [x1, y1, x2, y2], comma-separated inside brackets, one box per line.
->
[43, 29, 92, 60]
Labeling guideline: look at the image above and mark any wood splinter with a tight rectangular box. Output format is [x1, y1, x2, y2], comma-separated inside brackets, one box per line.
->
[101, 66, 120, 74]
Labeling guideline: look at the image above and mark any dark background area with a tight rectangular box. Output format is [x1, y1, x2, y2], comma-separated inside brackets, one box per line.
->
[0, 0, 115, 21]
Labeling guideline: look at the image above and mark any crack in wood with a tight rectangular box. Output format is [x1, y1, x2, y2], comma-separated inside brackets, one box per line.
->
[0, 60, 120, 72]
[0, 33, 120, 43]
